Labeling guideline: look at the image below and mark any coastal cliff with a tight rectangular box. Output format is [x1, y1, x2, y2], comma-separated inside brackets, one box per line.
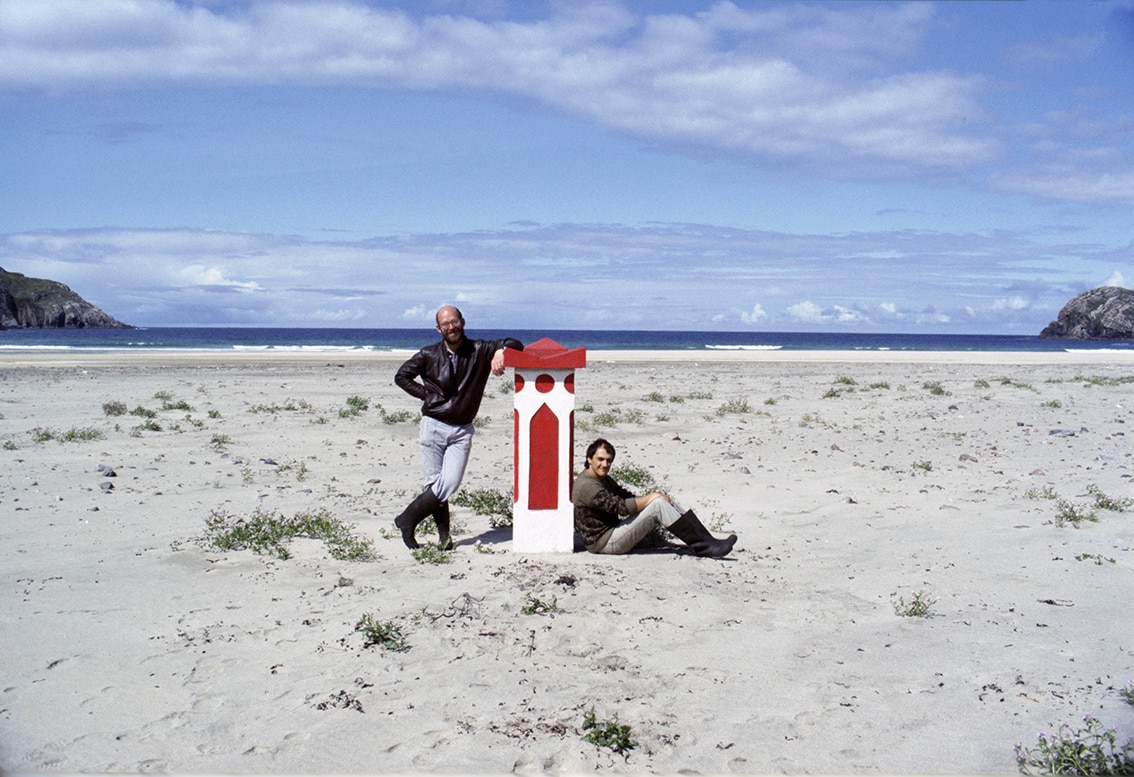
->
[1039, 285, 1134, 340]
[1, 268, 132, 329]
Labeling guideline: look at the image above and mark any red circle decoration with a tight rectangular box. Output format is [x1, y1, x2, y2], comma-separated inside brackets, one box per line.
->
[565, 373, 574, 394]
[514, 374, 525, 392]
[535, 374, 555, 393]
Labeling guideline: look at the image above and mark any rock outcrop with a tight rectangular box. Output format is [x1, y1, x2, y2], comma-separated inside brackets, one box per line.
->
[1039, 286, 1134, 340]
[0, 268, 133, 329]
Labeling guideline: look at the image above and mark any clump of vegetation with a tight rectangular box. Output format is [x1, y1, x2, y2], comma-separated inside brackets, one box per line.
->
[798, 412, 831, 428]
[922, 380, 950, 396]
[339, 395, 369, 418]
[130, 405, 157, 418]
[1077, 375, 1134, 387]
[376, 405, 416, 424]
[998, 376, 1037, 392]
[521, 594, 558, 615]
[1055, 499, 1099, 528]
[210, 433, 232, 450]
[31, 426, 104, 443]
[1087, 484, 1133, 512]
[716, 398, 753, 415]
[249, 399, 311, 414]
[1120, 684, 1134, 706]
[643, 391, 665, 402]
[161, 398, 193, 412]
[612, 461, 662, 492]
[451, 487, 513, 527]
[892, 590, 936, 618]
[1075, 553, 1116, 565]
[1015, 715, 1134, 775]
[355, 614, 410, 651]
[580, 407, 648, 431]
[195, 507, 375, 561]
[1051, 485, 1131, 528]
[912, 460, 933, 474]
[1024, 485, 1059, 501]
[103, 400, 128, 416]
[411, 543, 453, 564]
[582, 707, 637, 754]
[1042, 399, 1063, 409]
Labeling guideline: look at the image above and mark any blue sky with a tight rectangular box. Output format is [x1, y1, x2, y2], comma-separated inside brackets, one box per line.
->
[1, 0, 1132, 333]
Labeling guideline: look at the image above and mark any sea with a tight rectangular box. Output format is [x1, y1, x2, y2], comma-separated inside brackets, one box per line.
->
[1, 327, 1132, 354]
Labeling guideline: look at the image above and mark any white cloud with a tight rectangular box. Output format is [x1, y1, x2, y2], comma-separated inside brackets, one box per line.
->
[787, 300, 825, 324]
[0, 0, 995, 175]
[1102, 271, 1127, 288]
[178, 264, 262, 292]
[991, 296, 1030, 311]
[0, 223, 1120, 332]
[740, 303, 767, 324]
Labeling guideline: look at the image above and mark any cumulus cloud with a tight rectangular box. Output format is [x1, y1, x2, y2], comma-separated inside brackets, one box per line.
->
[178, 264, 262, 292]
[740, 303, 767, 324]
[1102, 271, 1128, 288]
[0, 0, 995, 175]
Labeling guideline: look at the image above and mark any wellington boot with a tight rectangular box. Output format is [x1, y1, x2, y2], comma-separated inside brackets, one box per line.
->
[433, 501, 454, 550]
[667, 509, 737, 558]
[394, 488, 443, 549]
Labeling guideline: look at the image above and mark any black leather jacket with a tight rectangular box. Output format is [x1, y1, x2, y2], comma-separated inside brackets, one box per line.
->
[395, 336, 523, 426]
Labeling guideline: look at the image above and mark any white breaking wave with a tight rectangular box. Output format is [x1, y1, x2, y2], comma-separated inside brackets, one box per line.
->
[704, 344, 782, 350]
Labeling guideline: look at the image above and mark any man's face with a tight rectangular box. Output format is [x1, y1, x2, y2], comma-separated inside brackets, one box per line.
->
[436, 308, 465, 347]
[586, 447, 614, 479]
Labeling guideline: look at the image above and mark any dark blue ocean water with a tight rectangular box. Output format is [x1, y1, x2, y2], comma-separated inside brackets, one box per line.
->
[2, 327, 1133, 353]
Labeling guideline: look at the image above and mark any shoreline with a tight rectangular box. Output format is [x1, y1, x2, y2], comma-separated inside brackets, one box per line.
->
[2, 347, 1134, 369]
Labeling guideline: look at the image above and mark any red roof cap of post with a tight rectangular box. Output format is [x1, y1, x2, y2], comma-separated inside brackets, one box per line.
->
[503, 337, 587, 369]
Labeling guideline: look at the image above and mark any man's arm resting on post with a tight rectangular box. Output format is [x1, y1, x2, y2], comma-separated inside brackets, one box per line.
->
[491, 338, 524, 376]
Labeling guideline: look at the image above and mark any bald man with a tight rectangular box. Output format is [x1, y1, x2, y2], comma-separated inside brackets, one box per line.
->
[392, 305, 523, 549]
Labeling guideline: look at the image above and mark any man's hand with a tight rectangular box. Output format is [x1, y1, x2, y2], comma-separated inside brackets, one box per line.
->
[491, 348, 507, 376]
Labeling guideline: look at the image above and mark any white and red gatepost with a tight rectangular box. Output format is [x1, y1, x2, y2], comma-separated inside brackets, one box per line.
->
[503, 337, 587, 552]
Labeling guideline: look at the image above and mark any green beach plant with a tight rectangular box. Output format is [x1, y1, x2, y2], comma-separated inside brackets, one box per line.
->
[411, 543, 453, 564]
[716, 398, 752, 415]
[1087, 484, 1133, 512]
[892, 590, 936, 618]
[196, 507, 375, 561]
[1119, 684, 1134, 706]
[102, 400, 128, 416]
[451, 486, 513, 527]
[1055, 499, 1099, 528]
[521, 594, 558, 615]
[355, 614, 409, 651]
[581, 707, 637, 754]
[1015, 715, 1134, 775]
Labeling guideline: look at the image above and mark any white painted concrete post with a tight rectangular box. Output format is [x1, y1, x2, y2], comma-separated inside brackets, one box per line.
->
[503, 337, 587, 552]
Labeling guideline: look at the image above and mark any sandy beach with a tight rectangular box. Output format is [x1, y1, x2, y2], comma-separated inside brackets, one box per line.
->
[1, 348, 1132, 773]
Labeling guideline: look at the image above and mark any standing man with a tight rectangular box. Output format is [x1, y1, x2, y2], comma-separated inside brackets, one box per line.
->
[393, 305, 523, 549]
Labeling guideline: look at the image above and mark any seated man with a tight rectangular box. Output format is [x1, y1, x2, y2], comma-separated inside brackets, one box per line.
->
[572, 437, 737, 557]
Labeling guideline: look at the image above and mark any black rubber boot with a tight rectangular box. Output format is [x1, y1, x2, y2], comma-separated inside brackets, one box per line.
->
[433, 501, 454, 550]
[667, 510, 737, 557]
[394, 488, 442, 549]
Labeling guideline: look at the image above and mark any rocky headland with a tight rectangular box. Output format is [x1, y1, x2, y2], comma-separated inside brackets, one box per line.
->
[1040, 285, 1134, 340]
[0, 268, 132, 329]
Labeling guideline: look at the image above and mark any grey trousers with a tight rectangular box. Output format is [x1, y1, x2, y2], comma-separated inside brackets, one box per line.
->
[598, 497, 682, 555]
[419, 415, 474, 502]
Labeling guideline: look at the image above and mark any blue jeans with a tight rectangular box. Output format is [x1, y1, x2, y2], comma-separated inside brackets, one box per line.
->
[419, 415, 475, 502]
